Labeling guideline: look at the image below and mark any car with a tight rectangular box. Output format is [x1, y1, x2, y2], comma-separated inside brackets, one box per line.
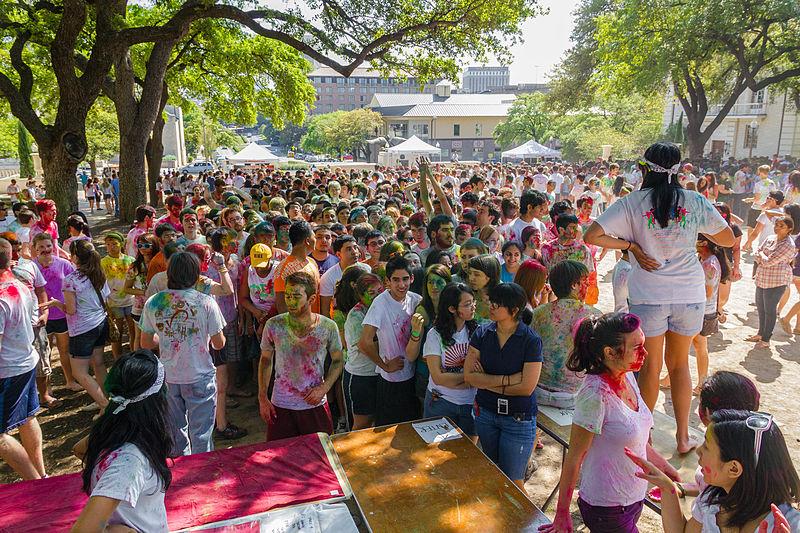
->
[180, 161, 214, 175]
[306, 155, 319, 163]
[293, 153, 307, 160]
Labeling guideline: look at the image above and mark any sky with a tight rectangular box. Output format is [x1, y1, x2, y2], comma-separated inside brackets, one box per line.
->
[482, 0, 581, 84]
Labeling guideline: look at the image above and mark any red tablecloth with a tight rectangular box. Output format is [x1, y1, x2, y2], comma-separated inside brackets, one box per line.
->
[0, 433, 346, 532]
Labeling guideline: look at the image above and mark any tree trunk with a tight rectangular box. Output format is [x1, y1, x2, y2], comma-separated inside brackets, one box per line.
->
[145, 85, 169, 208]
[39, 136, 80, 230]
[118, 133, 150, 222]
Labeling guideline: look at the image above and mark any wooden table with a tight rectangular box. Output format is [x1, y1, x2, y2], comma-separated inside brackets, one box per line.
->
[537, 408, 703, 515]
[332, 419, 550, 532]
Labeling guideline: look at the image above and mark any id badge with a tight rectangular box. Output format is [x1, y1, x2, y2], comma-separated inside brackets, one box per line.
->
[498, 398, 509, 415]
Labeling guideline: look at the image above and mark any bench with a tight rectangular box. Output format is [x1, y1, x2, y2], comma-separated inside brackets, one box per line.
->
[536, 405, 702, 516]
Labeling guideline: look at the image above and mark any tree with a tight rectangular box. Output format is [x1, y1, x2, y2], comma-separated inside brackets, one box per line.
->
[17, 121, 34, 180]
[183, 107, 244, 159]
[300, 109, 383, 158]
[592, 0, 800, 158]
[84, 97, 120, 178]
[2, 0, 542, 223]
[493, 92, 557, 148]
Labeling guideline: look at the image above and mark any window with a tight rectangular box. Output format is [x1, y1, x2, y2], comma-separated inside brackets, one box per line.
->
[744, 124, 759, 148]
[453, 124, 461, 137]
[475, 123, 482, 136]
[752, 89, 765, 103]
[338, 87, 346, 94]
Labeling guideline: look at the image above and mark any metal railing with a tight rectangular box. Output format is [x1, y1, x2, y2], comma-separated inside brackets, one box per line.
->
[707, 102, 767, 116]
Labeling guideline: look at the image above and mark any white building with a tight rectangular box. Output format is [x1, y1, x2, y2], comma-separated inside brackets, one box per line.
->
[162, 105, 188, 167]
[663, 88, 800, 158]
[462, 66, 510, 94]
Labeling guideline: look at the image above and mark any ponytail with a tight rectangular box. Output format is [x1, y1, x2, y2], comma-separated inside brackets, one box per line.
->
[640, 142, 684, 229]
[70, 239, 105, 291]
[567, 312, 641, 374]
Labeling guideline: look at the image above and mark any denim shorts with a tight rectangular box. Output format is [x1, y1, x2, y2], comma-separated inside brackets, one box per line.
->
[629, 302, 704, 337]
[69, 320, 109, 358]
[0, 368, 39, 433]
[423, 389, 476, 436]
[473, 406, 536, 481]
[108, 305, 133, 319]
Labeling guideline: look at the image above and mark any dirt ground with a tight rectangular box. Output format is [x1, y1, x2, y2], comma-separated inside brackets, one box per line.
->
[0, 194, 797, 532]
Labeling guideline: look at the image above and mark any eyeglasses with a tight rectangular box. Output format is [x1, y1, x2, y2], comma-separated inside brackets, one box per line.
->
[747, 412, 773, 467]
[137, 242, 153, 249]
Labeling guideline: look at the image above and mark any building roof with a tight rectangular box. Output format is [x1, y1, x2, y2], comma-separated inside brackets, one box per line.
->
[401, 103, 513, 118]
[369, 93, 436, 107]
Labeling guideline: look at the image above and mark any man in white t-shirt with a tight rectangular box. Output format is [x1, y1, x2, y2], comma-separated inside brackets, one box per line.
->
[319, 235, 370, 319]
[532, 166, 549, 192]
[140, 252, 226, 456]
[359, 257, 422, 426]
[0, 238, 45, 480]
[507, 190, 548, 244]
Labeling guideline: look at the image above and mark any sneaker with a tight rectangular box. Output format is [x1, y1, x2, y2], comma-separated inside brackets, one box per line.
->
[335, 417, 349, 434]
[214, 424, 248, 440]
[524, 458, 539, 482]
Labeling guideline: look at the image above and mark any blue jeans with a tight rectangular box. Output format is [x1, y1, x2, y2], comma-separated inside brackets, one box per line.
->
[423, 390, 476, 436]
[167, 373, 217, 456]
[474, 406, 536, 481]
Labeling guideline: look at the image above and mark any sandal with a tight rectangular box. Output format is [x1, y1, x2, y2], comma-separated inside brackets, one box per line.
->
[755, 340, 771, 349]
[42, 397, 62, 409]
[214, 424, 248, 440]
[745, 335, 762, 342]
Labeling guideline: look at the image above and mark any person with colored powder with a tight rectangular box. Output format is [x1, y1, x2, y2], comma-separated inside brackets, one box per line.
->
[273, 221, 320, 315]
[540, 312, 679, 533]
[140, 252, 226, 456]
[125, 205, 156, 259]
[100, 231, 136, 359]
[258, 271, 343, 441]
[0, 237, 47, 480]
[530, 260, 601, 410]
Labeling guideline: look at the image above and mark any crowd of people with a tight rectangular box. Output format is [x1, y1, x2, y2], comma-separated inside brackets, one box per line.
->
[0, 140, 799, 532]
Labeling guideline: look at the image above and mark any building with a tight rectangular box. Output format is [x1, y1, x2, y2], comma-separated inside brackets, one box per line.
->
[368, 82, 515, 161]
[462, 66, 510, 94]
[663, 87, 800, 158]
[307, 66, 435, 115]
[162, 105, 188, 167]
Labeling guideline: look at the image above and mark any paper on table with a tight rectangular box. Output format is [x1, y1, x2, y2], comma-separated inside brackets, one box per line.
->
[262, 506, 319, 533]
[412, 418, 463, 444]
[538, 405, 574, 427]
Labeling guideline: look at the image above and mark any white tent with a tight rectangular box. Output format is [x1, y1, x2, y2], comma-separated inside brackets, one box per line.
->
[501, 140, 561, 160]
[227, 142, 279, 164]
[387, 135, 441, 156]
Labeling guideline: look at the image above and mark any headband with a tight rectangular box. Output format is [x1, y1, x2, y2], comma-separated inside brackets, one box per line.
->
[642, 159, 680, 177]
[109, 361, 165, 415]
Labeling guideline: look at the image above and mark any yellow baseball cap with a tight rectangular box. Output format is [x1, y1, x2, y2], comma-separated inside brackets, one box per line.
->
[250, 243, 272, 268]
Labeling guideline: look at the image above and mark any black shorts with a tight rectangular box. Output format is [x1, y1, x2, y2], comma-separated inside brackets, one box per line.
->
[69, 320, 109, 358]
[343, 370, 378, 416]
[45, 317, 68, 335]
[699, 312, 719, 337]
[0, 368, 39, 433]
[375, 375, 420, 427]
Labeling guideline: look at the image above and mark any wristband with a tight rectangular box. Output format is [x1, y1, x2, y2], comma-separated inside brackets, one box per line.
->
[675, 482, 686, 499]
[410, 331, 421, 340]
[624, 241, 632, 252]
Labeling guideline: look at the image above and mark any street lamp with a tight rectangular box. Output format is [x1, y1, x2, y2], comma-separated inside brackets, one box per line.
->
[435, 142, 441, 162]
[748, 119, 759, 159]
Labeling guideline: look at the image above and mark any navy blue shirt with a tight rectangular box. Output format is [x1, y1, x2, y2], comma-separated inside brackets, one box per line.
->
[469, 321, 543, 416]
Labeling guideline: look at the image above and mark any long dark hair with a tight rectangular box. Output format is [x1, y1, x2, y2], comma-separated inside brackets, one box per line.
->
[82, 350, 172, 495]
[698, 234, 731, 283]
[639, 142, 684, 228]
[132, 233, 159, 276]
[334, 266, 372, 316]
[468, 254, 501, 290]
[434, 283, 478, 346]
[70, 239, 106, 291]
[567, 312, 641, 374]
[421, 264, 452, 322]
[703, 410, 799, 528]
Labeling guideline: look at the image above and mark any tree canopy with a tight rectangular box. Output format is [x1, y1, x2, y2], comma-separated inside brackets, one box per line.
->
[493, 93, 558, 148]
[301, 108, 383, 157]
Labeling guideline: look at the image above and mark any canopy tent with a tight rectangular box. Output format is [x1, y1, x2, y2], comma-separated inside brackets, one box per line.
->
[501, 140, 561, 160]
[386, 135, 441, 156]
[227, 142, 280, 163]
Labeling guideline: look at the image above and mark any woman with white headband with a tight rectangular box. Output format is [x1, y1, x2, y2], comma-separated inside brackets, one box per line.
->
[584, 142, 734, 454]
[72, 350, 172, 532]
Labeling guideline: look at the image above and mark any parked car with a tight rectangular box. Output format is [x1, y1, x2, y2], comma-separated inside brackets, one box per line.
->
[306, 155, 320, 163]
[180, 161, 214, 175]
[342, 154, 354, 161]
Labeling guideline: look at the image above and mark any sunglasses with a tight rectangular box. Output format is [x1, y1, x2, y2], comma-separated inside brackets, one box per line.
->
[137, 242, 153, 249]
[746, 412, 773, 467]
